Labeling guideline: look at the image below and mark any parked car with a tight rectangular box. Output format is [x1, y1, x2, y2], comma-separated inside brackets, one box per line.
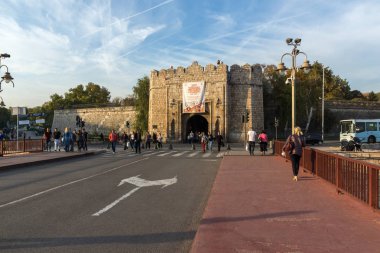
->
[305, 133, 323, 145]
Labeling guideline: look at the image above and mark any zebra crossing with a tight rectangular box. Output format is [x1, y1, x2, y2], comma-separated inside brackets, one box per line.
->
[97, 149, 224, 159]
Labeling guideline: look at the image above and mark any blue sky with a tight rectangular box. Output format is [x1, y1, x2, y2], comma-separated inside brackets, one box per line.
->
[1, 0, 379, 107]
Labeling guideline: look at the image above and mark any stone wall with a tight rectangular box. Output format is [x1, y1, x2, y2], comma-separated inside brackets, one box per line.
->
[149, 61, 264, 142]
[52, 106, 136, 135]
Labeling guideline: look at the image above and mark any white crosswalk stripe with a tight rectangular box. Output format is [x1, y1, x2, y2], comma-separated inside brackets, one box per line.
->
[97, 150, 224, 159]
[187, 152, 199, 157]
[172, 151, 189, 157]
[157, 151, 177, 157]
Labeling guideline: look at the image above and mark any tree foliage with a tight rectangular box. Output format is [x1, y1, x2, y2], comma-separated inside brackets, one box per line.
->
[111, 95, 136, 106]
[0, 107, 11, 129]
[263, 61, 361, 137]
[367, 91, 378, 101]
[133, 76, 150, 133]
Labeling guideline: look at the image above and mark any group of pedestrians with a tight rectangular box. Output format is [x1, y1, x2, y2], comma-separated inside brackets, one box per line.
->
[43, 127, 88, 152]
[108, 130, 164, 154]
[246, 126, 307, 182]
[187, 131, 224, 152]
[247, 128, 268, 156]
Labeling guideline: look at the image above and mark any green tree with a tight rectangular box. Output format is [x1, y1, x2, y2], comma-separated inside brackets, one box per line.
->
[0, 107, 11, 129]
[65, 82, 110, 107]
[263, 61, 355, 136]
[367, 91, 378, 101]
[133, 76, 149, 132]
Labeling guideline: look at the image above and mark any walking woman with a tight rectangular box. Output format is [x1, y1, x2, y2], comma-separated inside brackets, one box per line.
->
[258, 130, 268, 155]
[282, 126, 305, 181]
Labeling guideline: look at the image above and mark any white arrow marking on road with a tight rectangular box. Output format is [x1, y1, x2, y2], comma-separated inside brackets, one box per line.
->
[92, 175, 177, 216]
[118, 175, 177, 188]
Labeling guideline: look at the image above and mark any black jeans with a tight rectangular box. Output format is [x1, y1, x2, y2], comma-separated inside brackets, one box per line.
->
[290, 154, 301, 176]
[248, 141, 255, 155]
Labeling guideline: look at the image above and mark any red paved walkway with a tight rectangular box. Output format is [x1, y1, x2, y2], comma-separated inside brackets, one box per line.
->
[191, 155, 380, 253]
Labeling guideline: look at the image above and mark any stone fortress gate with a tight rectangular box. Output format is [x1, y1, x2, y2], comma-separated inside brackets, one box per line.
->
[149, 61, 264, 143]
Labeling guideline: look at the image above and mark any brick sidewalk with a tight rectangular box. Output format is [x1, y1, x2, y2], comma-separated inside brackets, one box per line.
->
[191, 155, 380, 253]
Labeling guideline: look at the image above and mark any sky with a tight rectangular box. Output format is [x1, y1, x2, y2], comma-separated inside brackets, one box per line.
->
[1, 0, 379, 107]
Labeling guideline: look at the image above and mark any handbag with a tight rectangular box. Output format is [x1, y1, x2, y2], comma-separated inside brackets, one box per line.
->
[283, 141, 294, 152]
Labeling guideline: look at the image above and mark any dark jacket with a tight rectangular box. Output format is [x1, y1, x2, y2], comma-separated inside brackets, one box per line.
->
[284, 134, 305, 156]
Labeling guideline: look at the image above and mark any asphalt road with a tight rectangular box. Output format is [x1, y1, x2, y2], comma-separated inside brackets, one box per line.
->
[0, 149, 222, 253]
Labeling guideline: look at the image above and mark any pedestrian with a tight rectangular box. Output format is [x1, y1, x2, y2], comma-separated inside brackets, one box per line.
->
[70, 130, 76, 152]
[122, 131, 129, 150]
[189, 131, 194, 145]
[77, 130, 84, 151]
[109, 129, 118, 154]
[247, 127, 257, 156]
[282, 126, 305, 181]
[258, 130, 268, 155]
[130, 131, 135, 151]
[83, 128, 88, 151]
[43, 128, 52, 151]
[216, 132, 223, 152]
[152, 131, 158, 149]
[208, 132, 214, 152]
[157, 131, 163, 149]
[62, 127, 72, 152]
[201, 132, 208, 153]
[100, 132, 104, 142]
[53, 128, 61, 151]
[145, 131, 152, 149]
[135, 130, 141, 154]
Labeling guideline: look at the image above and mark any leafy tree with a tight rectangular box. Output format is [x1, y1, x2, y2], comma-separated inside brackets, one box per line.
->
[263, 61, 355, 136]
[348, 90, 364, 101]
[0, 107, 11, 129]
[111, 95, 135, 106]
[367, 91, 378, 101]
[64, 82, 110, 106]
[133, 76, 149, 132]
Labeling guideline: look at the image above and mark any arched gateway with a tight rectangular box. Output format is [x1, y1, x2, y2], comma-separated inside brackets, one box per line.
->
[148, 61, 264, 143]
[185, 115, 208, 140]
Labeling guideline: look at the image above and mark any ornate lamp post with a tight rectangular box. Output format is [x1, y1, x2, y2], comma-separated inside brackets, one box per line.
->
[276, 38, 311, 134]
[0, 53, 15, 92]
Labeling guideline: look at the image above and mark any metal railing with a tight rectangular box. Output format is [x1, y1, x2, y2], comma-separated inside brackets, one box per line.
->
[275, 140, 380, 210]
[0, 139, 44, 156]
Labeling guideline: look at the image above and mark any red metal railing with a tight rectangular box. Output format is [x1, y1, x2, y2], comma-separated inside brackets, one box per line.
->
[0, 139, 44, 156]
[275, 140, 380, 210]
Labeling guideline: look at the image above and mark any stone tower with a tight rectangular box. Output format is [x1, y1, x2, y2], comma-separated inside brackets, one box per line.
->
[149, 61, 264, 143]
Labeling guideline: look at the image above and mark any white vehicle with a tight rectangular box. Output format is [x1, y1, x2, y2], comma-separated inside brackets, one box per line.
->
[340, 119, 380, 143]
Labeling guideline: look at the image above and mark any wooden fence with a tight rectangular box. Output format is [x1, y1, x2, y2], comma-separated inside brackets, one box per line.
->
[0, 139, 44, 156]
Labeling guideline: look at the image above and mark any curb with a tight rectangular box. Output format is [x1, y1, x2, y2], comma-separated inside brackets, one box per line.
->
[0, 150, 106, 171]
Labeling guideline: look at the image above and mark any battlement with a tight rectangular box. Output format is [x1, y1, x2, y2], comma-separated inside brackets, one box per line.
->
[150, 61, 228, 81]
[229, 63, 263, 85]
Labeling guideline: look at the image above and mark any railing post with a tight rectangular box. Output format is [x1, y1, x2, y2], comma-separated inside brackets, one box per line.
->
[0, 139, 3, 157]
[23, 140, 26, 152]
[368, 168, 373, 208]
[335, 157, 340, 189]
[41, 139, 44, 152]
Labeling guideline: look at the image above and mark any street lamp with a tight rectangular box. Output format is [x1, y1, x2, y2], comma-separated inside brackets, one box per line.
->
[322, 66, 325, 142]
[0, 53, 15, 92]
[276, 38, 311, 134]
